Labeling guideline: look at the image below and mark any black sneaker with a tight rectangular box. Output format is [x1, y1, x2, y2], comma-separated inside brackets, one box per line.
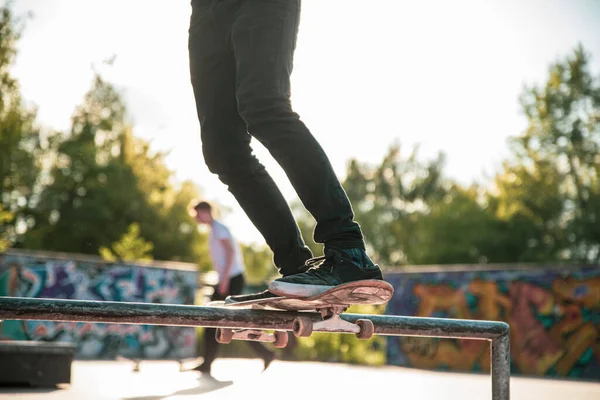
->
[224, 263, 311, 304]
[224, 290, 279, 304]
[268, 248, 383, 297]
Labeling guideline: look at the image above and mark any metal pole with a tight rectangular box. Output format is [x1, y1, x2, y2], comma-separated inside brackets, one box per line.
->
[0, 297, 509, 339]
[343, 314, 508, 340]
[0, 296, 510, 398]
[0, 296, 301, 330]
[491, 332, 511, 400]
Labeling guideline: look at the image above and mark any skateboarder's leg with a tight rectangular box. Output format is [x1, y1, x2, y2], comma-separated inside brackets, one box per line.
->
[226, 1, 383, 298]
[197, 327, 218, 374]
[194, 280, 228, 374]
[230, 275, 276, 369]
[231, 0, 365, 252]
[189, 0, 311, 276]
[195, 274, 246, 373]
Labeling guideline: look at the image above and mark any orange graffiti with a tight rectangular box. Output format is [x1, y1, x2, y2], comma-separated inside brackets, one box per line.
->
[402, 277, 600, 377]
[509, 282, 563, 374]
[469, 280, 511, 320]
[555, 323, 597, 375]
[400, 336, 489, 371]
[406, 283, 488, 371]
[553, 277, 600, 309]
[413, 283, 471, 319]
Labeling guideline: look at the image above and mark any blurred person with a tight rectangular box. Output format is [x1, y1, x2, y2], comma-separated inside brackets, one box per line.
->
[191, 201, 275, 374]
[188, 0, 384, 303]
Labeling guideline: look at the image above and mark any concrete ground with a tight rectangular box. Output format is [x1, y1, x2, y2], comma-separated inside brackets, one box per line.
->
[0, 359, 598, 400]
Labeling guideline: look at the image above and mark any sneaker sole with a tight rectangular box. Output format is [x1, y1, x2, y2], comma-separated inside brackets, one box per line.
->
[268, 279, 393, 303]
[268, 281, 332, 298]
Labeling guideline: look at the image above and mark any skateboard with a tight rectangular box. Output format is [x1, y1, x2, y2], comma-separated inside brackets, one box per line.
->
[208, 279, 394, 348]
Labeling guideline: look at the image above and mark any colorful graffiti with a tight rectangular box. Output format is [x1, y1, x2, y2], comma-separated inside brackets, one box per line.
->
[385, 266, 600, 379]
[0, 250, 198, 360]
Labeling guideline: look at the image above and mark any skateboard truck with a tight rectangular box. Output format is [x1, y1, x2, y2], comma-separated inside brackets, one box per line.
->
[216, 306, 375, 345]
[215, 328, 289, 348]
[292, 306, 375, 339]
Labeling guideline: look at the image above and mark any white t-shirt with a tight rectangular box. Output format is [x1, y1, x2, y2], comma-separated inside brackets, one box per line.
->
[209, 220, 245, 281]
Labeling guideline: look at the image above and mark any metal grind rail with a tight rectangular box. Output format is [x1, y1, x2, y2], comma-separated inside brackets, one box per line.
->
[0, 296, 510, 399]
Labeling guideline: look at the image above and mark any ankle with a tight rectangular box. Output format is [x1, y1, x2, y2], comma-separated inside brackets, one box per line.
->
[326, 247, 375, 268]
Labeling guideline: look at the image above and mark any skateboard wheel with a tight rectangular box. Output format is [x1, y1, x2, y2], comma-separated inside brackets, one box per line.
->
[355, 319, 374, 340]
[273, 331, 289, 348]
[215, 328, 234, 344]
[292, 316, 313, 337]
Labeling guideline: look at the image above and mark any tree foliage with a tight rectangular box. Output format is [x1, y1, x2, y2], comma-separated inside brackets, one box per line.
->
[0, 6, 42, 248]
[499, 45, 600, 263]
[99, 223, 153, 262]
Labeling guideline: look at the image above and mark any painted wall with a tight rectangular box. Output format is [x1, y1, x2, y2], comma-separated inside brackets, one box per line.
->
[0, 250, 198, 360]
[385, 265, 600, 380]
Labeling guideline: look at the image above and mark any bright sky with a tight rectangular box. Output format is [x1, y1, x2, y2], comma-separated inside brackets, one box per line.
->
[5, 0, 600, 245]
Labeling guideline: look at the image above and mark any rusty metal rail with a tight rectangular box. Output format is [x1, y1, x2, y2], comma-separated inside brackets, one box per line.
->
[0, 296, 510, 399]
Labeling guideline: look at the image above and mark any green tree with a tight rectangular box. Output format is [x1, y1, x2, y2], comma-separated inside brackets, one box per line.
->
[24, 75, 208, 265]
[291, 144, 452, 266]
[406, 185, 501, 264]
[491, 162, 565, 262]
[24, 75, 142, 254]
[342, 144, 448, 265]
[496, 44, 600, 262]
[99, 222, 153, 261]
[0, 5, 43, 248]
[0, 204, 13, 251]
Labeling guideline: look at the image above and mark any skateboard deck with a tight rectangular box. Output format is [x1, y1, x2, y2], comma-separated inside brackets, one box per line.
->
[209, 279, 394, 312]
[209, 280, 394, 345]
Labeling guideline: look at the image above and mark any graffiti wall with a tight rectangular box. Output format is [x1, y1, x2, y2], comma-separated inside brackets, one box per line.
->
[385, 265, 600, 380]
[0, 249, 198, 360]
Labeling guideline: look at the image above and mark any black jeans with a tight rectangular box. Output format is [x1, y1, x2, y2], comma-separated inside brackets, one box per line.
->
[201, 274, 273, 371]
[189, 0, 365, 276]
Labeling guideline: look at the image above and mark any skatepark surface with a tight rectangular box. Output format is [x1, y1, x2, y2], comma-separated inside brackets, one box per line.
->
[0, 359, 598, 400]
